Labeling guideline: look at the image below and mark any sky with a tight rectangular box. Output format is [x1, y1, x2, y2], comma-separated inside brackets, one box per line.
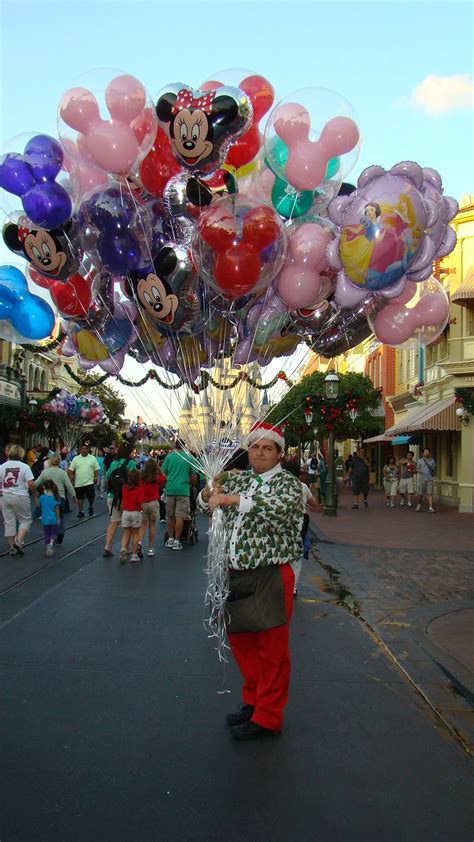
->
[1, 0, 473, 426]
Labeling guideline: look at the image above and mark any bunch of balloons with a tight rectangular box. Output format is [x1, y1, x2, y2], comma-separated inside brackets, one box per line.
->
[43, 389, 105, 421]
[127, 419, 151, 441]
[0, 67, 458, 381]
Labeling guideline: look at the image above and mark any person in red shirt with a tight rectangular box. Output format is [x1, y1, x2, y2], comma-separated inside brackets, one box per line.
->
[120, 469, 144, 564]
[137, 458, 165, 557]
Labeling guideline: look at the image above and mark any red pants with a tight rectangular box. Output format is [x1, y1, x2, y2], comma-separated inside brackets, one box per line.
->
[228, 564, 295, 732]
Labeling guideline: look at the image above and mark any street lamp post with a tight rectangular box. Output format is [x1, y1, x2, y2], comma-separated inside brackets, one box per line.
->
[323, 369, 339, 518]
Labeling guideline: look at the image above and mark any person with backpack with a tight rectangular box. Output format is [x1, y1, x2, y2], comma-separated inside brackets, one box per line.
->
[103, 442, 137, 557]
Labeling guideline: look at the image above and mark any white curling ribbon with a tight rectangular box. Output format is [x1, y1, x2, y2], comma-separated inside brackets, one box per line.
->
[204, 504, 230, 663]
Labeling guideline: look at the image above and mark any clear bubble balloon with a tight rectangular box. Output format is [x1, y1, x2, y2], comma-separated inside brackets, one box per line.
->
[192, 193, 287, 299]
[264, 87, 360, 194]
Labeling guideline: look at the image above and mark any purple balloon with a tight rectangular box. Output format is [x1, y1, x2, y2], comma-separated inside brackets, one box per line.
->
[334, 271, 368, 308]
[0, 136, 71, 229]
[24, 135, 63, 180]
[390, 160, 423, 189]
[0, 154, 35, 195]
[22, 182, 72, 229]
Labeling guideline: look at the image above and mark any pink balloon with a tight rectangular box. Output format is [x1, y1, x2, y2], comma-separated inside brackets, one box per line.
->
[320, 117, 360, 157]
[415, 292, 449, 323]
[374, 304, 417, 345]
[389, 280, 417, 305]
[87, 121, 139, 174]
[273, 102, 310, 143]
[105, 75, 146, 123]
[289, 224, 332, 268]
[277, 265, 322, 308]
[60, 88, 100, 133]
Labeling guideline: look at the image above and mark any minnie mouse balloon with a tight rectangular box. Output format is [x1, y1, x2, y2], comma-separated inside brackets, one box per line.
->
[156, 83, 252, 176]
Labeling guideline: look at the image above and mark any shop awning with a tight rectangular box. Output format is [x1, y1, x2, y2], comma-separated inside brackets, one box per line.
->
[452, 266, 474, 306]
[391, 435, 424, 445]
[384, 396, 461, 435]
[363, 433, 394, 443]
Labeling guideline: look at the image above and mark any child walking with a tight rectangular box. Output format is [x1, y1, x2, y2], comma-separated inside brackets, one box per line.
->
[120, 469, 144, 564]
[138, 459, 163, 557]
[37, 479, 61, 557]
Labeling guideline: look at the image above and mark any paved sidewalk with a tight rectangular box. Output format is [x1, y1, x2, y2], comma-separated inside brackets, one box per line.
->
[308, 485, 474, 753]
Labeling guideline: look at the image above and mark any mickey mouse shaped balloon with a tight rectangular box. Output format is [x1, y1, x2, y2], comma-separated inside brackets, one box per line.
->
[2, 217, 80, 281]
[156, 83, 253, 176]
[124, 243, 200, 335]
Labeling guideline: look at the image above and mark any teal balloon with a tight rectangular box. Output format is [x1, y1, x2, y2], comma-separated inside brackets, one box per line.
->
[324, 156, 341, 180]
[271, 176, 314, 220]
[265, 136, 289, 174]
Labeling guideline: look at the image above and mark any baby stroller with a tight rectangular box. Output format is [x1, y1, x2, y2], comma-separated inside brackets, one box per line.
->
[163, 487, 199, 546]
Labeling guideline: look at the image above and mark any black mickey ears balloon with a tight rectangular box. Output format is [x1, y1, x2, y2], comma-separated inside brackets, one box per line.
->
[2, 217, 80, 281]
[124, 243, 200, 335]
[156, 83, 253, 176]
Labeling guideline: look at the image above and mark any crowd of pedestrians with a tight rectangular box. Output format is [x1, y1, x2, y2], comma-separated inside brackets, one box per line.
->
[342, 446, 437, 513]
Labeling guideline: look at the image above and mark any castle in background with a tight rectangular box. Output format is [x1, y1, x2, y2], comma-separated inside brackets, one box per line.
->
[178, 359, 271, 448]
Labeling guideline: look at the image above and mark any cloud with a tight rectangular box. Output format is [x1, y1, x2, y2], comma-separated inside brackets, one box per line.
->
[409, 73, 474, 116]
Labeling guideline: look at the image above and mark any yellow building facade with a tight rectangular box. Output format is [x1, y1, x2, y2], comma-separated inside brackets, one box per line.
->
[386, 195, 474, 511]
[299, 196, 474, 510]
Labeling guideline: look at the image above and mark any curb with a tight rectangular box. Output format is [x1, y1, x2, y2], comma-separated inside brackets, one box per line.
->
[309, 533, 474, 756]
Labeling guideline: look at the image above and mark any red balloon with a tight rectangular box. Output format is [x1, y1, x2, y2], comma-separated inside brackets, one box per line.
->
[240, 75, 274, 122]
[139, 126, 181, 197]
[51, 274, 92, 318]
[215, 244, 261, 296]
[243, 206, 280, 250]
[225, 124, 261, 169]
[199, 208, 237, 252]
[28, 269, 52, 290]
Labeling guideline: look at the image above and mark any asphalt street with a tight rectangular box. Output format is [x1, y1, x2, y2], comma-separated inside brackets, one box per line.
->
[1, 510, 473, 842]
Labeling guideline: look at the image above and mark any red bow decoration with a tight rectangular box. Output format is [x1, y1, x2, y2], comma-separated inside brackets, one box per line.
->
[172, 88, 215, 116]
[18, 225, 30, 243]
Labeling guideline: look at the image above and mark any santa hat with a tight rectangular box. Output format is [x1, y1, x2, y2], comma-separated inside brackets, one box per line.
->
[245, 422, 285, 450]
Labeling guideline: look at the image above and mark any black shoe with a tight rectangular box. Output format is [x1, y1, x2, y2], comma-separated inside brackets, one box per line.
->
[230, 720, 280, 741]
[137, 543, 143, 560]
[363, 499, 368, 508]
[226, 704, 255, 727]
[88, 507, 94, 517]
[13, 542, 24, 555]
[77, 512, 85, 519]
[56, 535, 64, 545]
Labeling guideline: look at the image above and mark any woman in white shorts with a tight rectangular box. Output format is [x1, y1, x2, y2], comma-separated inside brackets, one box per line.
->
[0, 444, 38, 555]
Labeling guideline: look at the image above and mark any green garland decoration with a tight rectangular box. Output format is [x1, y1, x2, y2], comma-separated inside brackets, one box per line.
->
[63, 363, 293, 392]
[20, 334, 66, 353]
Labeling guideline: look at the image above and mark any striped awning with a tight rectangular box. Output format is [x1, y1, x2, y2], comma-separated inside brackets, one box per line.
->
[452, 266, 474, 305]
[384, 396, 461, 435]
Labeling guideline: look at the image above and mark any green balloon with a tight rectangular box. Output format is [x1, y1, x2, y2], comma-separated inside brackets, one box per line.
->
[324, 156, 341, 180]
[271, 176, 314, 220]
[265, 136, 289, 174]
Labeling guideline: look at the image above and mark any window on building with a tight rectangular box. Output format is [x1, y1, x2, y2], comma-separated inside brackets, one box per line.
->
[467, 306, 474, 337]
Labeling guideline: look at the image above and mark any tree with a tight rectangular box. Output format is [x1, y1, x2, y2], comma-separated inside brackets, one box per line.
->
[77, 379, 126, 427]
[266, 371, 383, 449]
